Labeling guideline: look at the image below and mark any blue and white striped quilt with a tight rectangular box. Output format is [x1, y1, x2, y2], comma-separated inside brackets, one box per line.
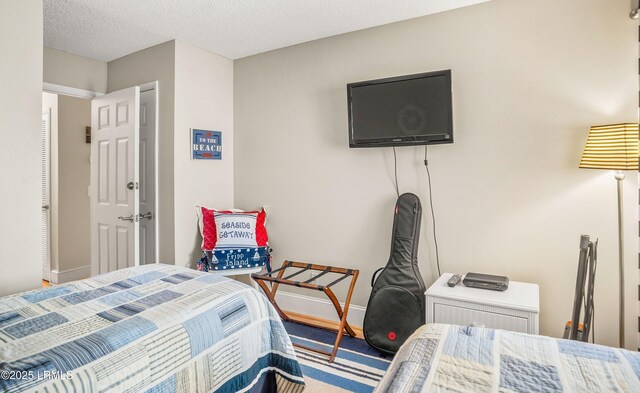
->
[375, 323, 640, 392]
[0, 264, 305, 392]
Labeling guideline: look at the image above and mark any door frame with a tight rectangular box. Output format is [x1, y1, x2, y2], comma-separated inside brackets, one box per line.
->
[42, 84, 98, 283]
[43, 82, 103, 99]
[139, 81, 160, 264]
[43, 81, 160, 274]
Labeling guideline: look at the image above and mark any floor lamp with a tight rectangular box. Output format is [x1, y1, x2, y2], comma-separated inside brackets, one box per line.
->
[579, 123, 639, 348]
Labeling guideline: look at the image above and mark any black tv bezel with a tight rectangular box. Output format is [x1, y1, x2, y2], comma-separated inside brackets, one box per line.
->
[347, 70, 453, 148]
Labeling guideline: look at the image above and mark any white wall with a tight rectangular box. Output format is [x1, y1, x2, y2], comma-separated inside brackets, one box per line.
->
[108, 41, 176, 264]
[234, 0, 638, 347]
[44, 47, 108, 93]
[56, 95, 91, 279]
[0, 0, 43, 295]
[174, 41, 234, 267]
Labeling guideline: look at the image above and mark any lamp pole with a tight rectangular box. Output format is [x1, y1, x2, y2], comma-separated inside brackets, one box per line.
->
[579, 123, 637, 349]
[615, 170, 625, 348]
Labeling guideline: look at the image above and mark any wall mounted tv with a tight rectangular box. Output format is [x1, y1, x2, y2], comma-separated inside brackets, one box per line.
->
[347, 70, 453, 148]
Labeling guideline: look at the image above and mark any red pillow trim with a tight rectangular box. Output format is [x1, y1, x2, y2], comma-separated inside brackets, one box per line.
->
[199, 207, 268, 251]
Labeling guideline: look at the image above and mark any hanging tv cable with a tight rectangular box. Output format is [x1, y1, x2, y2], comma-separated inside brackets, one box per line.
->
[393, 147, 400, 197]
[424, 146, 441, 277]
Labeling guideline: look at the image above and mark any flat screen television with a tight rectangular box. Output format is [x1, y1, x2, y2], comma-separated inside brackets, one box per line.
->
[347, 70, 453, 148]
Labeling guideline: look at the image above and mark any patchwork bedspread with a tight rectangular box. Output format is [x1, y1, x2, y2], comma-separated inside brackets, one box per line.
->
[375, 323, 640, 392]
[0, 264, 305, 392]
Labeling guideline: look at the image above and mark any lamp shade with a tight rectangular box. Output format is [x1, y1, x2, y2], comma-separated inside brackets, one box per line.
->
[579, 123, 639, 170]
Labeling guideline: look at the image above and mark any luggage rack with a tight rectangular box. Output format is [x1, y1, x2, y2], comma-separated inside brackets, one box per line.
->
[251, 260, 359, 362]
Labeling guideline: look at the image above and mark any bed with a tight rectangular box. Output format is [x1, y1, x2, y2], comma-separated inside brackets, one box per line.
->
[0, 264, 305, 392]
[375, 323, 640, 392]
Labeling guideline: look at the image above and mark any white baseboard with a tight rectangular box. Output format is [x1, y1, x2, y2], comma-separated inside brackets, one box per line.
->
[275, 290, 366, 328]
[50, 265, 91, 284]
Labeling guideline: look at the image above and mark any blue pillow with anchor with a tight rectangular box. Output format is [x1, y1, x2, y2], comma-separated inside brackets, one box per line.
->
[197, 247, 271, 272]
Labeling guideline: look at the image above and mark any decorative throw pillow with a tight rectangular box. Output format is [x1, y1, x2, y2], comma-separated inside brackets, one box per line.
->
[197, 207, 268, 251]
[206, 247, 271, 271]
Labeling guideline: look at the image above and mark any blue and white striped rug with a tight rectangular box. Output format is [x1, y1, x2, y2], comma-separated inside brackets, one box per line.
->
[284, 321, 392, 393]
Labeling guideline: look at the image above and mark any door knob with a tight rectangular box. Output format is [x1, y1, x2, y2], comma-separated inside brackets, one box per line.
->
[127, 182, 135, 190]
[118, 215, 135, 222]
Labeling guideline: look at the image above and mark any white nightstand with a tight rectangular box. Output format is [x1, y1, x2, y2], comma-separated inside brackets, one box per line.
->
[425, 273, 539, 334]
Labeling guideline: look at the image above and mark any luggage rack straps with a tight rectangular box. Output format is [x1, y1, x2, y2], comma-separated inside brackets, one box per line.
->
[252, 273, 324, 290]
[282, 263, 312, 281]
[286, 261, 355, 275]
[261, 260, 294, 277]
[251, 260, 360, 363]
[303, 265, 332, 284]
[325, 271, 353, 288]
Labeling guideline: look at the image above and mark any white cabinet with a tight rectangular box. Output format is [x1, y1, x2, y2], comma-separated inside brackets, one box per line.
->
[426, 273, 539, 334]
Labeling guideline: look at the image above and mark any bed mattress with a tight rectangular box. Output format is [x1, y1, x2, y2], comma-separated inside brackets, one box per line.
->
[375, 323, 640, 392]
[0, 264, 305, 392]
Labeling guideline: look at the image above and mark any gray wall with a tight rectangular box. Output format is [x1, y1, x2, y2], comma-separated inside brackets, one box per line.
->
[57, 95, 91, 276]
[0, 0, 43, 295]
[234, 0, 638, 347]
[44, 47, 108, 93]
[107, 41, 176, 264]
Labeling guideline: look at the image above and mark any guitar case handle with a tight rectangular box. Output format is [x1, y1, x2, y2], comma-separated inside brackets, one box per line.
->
[371, 267, 385, 287]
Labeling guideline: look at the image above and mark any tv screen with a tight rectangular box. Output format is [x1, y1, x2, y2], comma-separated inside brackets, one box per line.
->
[348, 70, 453, 148]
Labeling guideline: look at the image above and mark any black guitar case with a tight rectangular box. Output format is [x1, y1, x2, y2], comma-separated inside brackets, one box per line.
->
[363, 193, 426, 354]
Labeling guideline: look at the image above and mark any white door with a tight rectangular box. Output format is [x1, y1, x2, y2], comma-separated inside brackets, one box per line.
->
[41, 111, 51, 281]
[139, 89, 156, 264]
[90, 87, 140, 275]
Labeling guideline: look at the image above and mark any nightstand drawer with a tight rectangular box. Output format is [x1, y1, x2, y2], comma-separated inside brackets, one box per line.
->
[433, 303, 528, 333]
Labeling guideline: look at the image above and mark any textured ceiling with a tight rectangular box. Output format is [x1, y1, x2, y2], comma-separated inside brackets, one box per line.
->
[44, 0, 490, 62]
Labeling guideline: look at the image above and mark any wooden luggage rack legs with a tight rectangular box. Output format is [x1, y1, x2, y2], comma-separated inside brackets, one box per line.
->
[251, 260, 359, 363]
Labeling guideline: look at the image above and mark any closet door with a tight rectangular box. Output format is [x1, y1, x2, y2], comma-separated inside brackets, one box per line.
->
[41, 110, 51, 281]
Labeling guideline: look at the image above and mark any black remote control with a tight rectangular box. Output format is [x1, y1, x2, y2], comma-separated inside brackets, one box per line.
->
[447, 274, 462, 287]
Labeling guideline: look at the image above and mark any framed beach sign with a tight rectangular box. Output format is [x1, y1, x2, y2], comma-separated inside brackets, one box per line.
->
[192, 129, 222, 160]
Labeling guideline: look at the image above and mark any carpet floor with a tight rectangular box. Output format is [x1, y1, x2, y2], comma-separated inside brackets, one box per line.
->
[283, 321, 392, 393]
